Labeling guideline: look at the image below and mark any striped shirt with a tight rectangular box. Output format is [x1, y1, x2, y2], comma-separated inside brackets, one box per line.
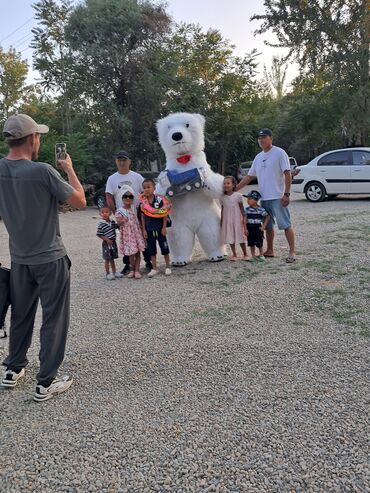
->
[96, 220, 117, 240]
[245, 206, 268, 225]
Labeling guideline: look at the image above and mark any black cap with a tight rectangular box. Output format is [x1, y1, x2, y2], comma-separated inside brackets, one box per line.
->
[257, 128, 272, 137]
[247, 190, 261, 201]
[115, 150, 130, 159]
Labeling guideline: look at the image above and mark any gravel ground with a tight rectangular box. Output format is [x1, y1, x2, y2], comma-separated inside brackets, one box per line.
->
[1, 190, 369, 493]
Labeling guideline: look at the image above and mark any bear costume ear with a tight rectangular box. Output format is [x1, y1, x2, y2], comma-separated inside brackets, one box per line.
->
[193, 114, 206, 128]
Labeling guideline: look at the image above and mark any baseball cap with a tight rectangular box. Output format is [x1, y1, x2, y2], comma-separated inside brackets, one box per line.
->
[247, 190, 261, 201]
[257, 128, 272, 137]
[115, 150, 130, 159]
[3, 114, 49, 141]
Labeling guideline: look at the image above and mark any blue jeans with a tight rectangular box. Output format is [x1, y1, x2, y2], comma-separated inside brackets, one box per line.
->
[261, 199, 291, 231]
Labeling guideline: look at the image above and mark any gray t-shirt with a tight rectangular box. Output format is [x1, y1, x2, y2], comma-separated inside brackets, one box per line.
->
[0, 158, 73, 265]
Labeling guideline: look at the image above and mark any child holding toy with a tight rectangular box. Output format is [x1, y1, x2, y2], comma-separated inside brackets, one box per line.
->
[115, 186, 145, 279]
[220, 176, 249, 261]
[139, 178, 172, 277]
[244, 190, 270, 261]
[96, 206, 122, 280]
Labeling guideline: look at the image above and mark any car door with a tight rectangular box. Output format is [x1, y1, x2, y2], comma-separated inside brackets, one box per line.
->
[350, 149, 370, 193]
[317, 150, 351, 194]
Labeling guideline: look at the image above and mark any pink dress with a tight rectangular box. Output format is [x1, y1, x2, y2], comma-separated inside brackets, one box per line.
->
[220, 192, 245, 245]
[116, 207, 145, 256]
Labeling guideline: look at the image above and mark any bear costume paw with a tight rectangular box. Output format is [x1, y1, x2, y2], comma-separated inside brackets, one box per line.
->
[210, 255, 225, 262]
[172, 261, 188, 267]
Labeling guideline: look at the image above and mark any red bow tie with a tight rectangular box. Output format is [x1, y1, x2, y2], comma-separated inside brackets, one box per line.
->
[176, 154, 192, 164]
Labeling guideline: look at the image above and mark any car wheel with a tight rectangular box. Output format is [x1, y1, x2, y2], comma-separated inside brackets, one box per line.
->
[304, 182, 326, 202]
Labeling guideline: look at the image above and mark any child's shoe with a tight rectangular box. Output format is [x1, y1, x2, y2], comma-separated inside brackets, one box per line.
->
[134, 271, 142, 279]
[148, 269, 158, 278]
[106, 273, 116, 280]
[114, 272, 124, 278]
[165, 268, 172, 276]
[242, 255, 250, 261]
[127, 271, 135, 278]
[258, 255, 266, 262]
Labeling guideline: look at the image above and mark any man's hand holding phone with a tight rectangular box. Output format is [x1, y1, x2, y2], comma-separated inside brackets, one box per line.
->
[57, 153, 73, 173]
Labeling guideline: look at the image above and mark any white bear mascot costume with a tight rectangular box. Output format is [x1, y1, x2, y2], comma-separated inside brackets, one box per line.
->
[155, 112, 225, 266]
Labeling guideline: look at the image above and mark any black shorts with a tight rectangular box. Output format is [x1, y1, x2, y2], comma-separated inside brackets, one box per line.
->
[102, 239, 118, 260]
[247, 224, 264, 248]
[146, 231, 170, 257]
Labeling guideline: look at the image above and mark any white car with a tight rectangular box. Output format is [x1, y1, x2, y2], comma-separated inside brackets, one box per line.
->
[292, 147, 370, 202]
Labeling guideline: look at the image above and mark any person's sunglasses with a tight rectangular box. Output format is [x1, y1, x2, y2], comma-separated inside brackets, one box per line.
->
[122, 194, 134, 199]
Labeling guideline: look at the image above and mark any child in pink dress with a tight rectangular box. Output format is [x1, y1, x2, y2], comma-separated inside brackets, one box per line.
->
[220, 176, 248, 261]
[115, 186, 145, 279]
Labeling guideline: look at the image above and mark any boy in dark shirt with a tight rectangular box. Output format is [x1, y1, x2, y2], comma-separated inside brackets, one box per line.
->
[140, 179, 171, 277]
[244, 190, 270, 261]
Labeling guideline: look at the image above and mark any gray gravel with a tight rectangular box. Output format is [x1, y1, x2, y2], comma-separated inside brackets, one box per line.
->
[1, 190, 369, 492]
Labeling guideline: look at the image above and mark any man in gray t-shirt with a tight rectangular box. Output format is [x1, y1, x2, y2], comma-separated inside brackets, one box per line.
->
[0, 113, 86, 402]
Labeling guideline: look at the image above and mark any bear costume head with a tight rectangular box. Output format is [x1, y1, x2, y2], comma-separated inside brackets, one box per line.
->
[156, 112, 206, 163]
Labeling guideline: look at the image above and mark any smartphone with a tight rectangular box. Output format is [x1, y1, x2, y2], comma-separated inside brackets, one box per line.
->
[55, 143, 67, 164]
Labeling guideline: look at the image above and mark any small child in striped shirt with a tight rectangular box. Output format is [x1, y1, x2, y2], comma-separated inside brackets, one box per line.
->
[244, 190, 270, 261]
[96, 206, 123, 280]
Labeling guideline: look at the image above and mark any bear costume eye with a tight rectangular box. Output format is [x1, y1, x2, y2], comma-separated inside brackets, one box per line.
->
[186, 123, 189, 128]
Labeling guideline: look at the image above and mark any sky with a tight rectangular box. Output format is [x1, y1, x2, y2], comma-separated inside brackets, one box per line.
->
[0, 0, 296, 84]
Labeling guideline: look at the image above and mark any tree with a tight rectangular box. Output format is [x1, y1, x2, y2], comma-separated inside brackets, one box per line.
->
[263, 55, 288, 100]
[0, 47, 29, 120]
[31, 0, 74, 134]
[65, 0, 172, 161]
[252, 0, 370, 145]
[164, 24, 262, 173]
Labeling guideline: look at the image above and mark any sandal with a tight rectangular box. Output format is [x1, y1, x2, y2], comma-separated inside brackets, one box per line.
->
[127, 271, 135, 278]
[134, 271, 142, 279]
[286, 256, 296, 264]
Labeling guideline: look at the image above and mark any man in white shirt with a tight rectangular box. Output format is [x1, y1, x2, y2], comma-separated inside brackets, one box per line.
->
[105, 150, 144, 210]
[237, 129, 296, 262]
[105, 150, 152, 272]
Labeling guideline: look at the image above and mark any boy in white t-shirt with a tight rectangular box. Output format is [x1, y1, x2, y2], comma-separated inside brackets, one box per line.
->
[236, 129, 296, 263]
[105, 150, 153, 273]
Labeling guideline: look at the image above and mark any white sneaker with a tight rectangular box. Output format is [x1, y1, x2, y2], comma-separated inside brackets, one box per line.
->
[114, 272, 123, 278]
[1, 368, 25, 388]
[147, 269, 158, 278]
[106, 273, 116, 280]
[165, 268, 172, 276]
[33, 375, 73, 402]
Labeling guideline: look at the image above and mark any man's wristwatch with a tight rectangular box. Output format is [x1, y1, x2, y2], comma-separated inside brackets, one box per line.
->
[284, 192, 291, 197]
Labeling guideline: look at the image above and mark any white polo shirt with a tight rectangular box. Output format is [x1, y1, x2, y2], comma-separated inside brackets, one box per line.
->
[248, 146, 290, 200]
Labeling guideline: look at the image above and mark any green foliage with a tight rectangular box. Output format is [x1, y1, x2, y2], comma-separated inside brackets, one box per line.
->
[0, 140, 7, 158]
[164, 24, 262, 173]
[65, 0, 172, 162]
[3, 0, 367, 184]
[252, 0, 370, 145]
[263, 55, 288, 100]
[0, 47, 29, 119]
[31, 0, 74, 134]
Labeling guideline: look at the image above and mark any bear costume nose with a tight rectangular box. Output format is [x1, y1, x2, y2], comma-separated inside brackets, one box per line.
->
[172, 132, 183, 141]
